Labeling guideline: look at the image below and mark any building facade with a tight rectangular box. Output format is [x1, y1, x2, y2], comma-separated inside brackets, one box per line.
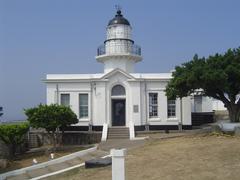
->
[44, 10, 192, 136]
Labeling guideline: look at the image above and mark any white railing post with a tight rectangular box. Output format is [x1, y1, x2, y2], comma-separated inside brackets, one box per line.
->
[129, 121, 135, 140]
[111, 149, 126, 180]
[101, 123, 108, 141]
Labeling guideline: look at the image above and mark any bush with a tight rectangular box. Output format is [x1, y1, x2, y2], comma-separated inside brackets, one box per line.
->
[0, 122, 29, 159]
[25, 104, 78, 150]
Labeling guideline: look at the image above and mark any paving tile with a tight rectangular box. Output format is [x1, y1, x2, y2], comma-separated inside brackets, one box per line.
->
[6, 173, 30, 180]
[27, 167, 51, 178]
[78, 154, 95, 161]
[90, 150, 109, 157]
[47, 162, 71, 172]
[65, 157, 83, 166]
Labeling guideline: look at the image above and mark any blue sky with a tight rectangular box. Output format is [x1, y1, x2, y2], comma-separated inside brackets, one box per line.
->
[0, 0, 240, 121]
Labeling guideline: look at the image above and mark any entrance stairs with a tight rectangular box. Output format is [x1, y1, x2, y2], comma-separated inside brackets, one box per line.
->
[107, 127, 130, 139]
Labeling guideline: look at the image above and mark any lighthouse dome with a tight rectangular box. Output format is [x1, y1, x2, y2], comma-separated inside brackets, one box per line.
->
[108, 10, 130, 26]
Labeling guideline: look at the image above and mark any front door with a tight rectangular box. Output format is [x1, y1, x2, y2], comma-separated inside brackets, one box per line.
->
[112, 99, 126, 126]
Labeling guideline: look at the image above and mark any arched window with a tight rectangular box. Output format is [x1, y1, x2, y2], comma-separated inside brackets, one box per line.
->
[111, 85, 126, 96]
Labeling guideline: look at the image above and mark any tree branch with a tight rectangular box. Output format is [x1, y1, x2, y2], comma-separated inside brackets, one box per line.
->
[216, 90, 231, 107]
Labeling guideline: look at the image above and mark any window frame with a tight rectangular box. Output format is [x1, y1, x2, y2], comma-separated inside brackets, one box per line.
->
[60, 93, 70, 107]
[79, 93, 89, 119]
[148, 93, 158, 118]
[167, 99, 176, 118]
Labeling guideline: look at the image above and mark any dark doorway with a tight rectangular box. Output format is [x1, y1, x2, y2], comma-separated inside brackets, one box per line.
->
[112, 99, 126, 126]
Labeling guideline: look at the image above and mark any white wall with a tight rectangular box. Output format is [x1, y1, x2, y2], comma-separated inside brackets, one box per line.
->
[46, 73, 192, 127]
[103, 58, 135, 73]
[139, 81, 191, 126]
[191, 95, 216, 112]
[46, 82, 92, 126]
[92, 82, 107, 126]
[212, 99, 226, 111]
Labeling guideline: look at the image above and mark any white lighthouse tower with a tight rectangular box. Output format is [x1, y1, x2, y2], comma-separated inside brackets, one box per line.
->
[96, 9, 142, 73]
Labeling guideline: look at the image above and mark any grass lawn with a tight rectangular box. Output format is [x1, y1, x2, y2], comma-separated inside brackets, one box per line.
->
[45, 134, 240, 180]
[0, 145, 88, 174]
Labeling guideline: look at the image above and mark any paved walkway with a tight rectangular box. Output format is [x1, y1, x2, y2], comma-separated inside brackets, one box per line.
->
[5, 139, 146, 180]
[5, 150, 108, 180]
[99, 139, 146, 151]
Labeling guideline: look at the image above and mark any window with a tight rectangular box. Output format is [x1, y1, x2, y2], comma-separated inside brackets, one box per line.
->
[194, 95, 202, 112]
[168, 99, 176, 118]
[149, 93, 158, 118]
[112, 85, 125, 96]
[79, 94, 88, 118]
[60, 94, 70, 106]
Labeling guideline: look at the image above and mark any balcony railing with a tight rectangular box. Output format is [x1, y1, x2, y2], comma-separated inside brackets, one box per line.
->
[97, 44, 141, 56]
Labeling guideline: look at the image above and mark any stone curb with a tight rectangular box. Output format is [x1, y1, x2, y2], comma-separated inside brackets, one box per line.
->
[0, 146, 97, 180]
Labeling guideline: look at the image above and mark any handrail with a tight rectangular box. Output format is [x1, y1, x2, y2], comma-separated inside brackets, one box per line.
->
[97, 44, 141, 56]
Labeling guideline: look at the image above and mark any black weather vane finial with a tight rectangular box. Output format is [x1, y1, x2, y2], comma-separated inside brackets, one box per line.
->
[115, 5, 122, 12]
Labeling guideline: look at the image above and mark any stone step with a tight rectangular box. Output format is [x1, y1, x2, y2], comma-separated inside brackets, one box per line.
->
[108, 134, 129, 137]
[108, 137, 129, 139]
[108, 127, 130, 139]
[108, 131, 129, 133]
[108, 128, 129, 130]
[107, 136, 129, 139]
[108, 132, 129, 134]
[108, 129, 129, 132]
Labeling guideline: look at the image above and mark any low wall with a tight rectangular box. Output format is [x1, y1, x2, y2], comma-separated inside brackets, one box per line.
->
[0, 140, 9, 158]
[214, 110, 229, 121]
[192, 112, 214, 126]
[62, 131, 101, 145]
[0, 137, 28, 159]
[28, 131, 102, 148]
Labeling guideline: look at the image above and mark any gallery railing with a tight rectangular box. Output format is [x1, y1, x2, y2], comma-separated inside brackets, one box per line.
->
[97, 44, 141, 56]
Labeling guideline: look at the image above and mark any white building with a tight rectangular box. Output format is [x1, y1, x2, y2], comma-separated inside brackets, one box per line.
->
[44, 10, 192, 138]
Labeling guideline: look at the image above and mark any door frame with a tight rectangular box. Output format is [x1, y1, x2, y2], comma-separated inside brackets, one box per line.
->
[111, 98, 126, 126]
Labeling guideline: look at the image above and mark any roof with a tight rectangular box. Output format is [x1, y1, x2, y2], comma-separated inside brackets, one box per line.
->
[45, 69, 172, 82]
[108, 10, 130, 26]
[131, 73, 172, 80]
[46, 74, 103, 80]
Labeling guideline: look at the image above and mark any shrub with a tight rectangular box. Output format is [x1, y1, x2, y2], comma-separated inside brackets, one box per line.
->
[0, 122, 29, 158]
[25, 104, 78, 150]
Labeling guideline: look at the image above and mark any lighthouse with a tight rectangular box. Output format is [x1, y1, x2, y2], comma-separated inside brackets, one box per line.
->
[96, 9, 142, 73]
[45, 8, 192, 137]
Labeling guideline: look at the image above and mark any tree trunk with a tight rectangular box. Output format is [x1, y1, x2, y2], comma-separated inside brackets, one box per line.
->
[60, 128, 64, 145]
[227, 104, 240, 122]
[50, 132, 57, 152]
[8, 143, 16, 159]
[53, 132, 57, 152]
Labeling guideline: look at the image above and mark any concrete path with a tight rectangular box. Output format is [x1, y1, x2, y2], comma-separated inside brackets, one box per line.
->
[5, 150, 108, 180]
[99, 139, 146, 151]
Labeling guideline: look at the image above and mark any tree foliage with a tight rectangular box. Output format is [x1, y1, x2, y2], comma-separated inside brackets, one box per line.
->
[166, 48, 240, 122]
[0, 122, 29, 158]
[25, 104, 78, 149]
[0, 106, 3, 117]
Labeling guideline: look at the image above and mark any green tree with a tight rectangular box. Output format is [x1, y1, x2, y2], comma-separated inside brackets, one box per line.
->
[0, 122, 29, 158]
[25, 104, 78, 150]
[0, 106, 3, 117]
[166, 48, 240, 122]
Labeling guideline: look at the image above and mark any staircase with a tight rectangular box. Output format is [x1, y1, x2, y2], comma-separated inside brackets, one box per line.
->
[108, 127, 130, 139]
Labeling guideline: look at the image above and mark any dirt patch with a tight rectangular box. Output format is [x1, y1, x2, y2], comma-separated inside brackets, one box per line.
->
[0, 145, 88, 174]
[46, 134, 240, 180]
